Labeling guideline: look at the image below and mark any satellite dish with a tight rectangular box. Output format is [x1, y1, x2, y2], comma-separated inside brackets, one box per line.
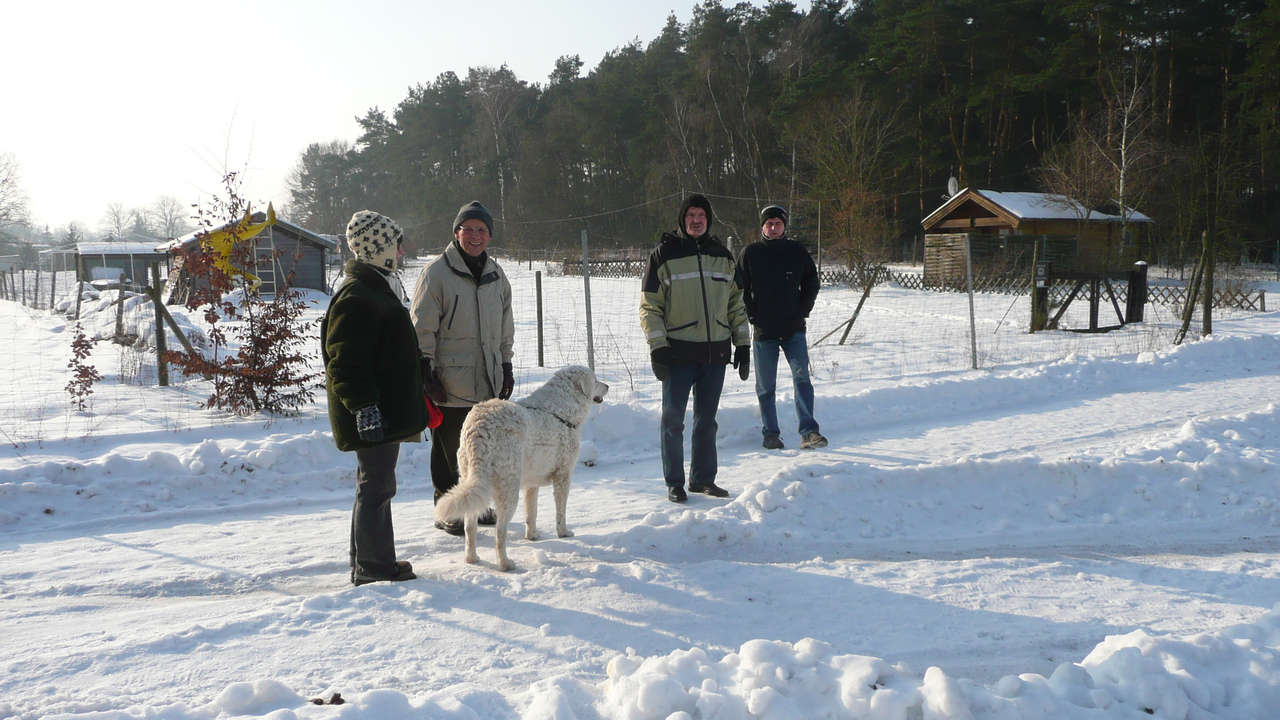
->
[947, 176, 959, 197]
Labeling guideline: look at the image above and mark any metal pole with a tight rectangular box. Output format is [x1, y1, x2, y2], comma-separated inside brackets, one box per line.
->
[581, 229, 595, 371]
[964, 234, 978, 369]
[535, 270, 545, 367]
[816, 200, 822, 276]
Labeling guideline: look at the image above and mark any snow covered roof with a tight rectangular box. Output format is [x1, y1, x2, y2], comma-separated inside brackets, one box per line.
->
[75, 241, 167, 256]
[161, 213, 336, 253]
[975, 190, 1152, 223]
[922, 188, 1153, 229]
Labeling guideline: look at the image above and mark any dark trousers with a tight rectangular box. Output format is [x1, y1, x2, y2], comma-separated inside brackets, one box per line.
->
[351, 442, 400, 579]
[660, 362, 726, 489]
[430, 405, 473, 502]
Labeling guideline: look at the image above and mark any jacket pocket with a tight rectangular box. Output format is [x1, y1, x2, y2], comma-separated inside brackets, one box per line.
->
[667, 320, 696, 333]
[446, 295, 459, 329]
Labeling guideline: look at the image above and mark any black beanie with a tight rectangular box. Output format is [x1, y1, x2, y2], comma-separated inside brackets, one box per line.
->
[677, 194, 714, 237]
[760, 204, 788, 226]
[453, 201, 494, 236]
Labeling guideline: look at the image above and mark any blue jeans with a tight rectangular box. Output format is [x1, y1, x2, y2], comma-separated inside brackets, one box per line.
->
[754, 331, 819, 437]
[661, 363, 726, 488]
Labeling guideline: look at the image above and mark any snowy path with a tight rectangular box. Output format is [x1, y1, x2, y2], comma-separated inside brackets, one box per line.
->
[5, 354, 1279, 717]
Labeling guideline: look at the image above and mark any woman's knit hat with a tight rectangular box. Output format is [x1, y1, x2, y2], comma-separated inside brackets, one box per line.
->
[346, 210, 403, 271]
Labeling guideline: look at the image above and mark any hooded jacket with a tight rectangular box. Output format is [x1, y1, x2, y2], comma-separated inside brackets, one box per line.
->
[737, 232, 820, 340]
[322, 259, 428, 451]
[639, 197, 750, 365]
[411, 241, 514, 407]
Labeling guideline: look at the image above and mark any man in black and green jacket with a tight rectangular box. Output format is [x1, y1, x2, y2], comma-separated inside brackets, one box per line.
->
[640, 194, 751, 504]
[322, 210, 426, 586]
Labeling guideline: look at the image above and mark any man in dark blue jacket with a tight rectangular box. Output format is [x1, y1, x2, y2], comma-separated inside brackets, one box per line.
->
[737, 205, 827, 450]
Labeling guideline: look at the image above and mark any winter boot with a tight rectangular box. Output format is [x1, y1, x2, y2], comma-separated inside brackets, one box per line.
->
[689, 482, 730, 498]
[800, 432, 828, 449]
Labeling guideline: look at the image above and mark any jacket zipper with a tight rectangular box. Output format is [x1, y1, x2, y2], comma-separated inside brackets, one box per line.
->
[695, 242, 713, 344]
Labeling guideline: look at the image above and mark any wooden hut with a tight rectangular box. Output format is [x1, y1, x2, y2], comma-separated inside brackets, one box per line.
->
[73, 240, 168, 286]
[160, 209, 337, 302]
[921, 189, 1153, 281]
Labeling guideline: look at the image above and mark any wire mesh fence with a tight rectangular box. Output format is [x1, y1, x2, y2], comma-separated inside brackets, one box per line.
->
[0, 248, 1259, 452]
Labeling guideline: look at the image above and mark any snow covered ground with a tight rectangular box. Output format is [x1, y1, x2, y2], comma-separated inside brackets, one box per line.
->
[1, 259, 1278, 719]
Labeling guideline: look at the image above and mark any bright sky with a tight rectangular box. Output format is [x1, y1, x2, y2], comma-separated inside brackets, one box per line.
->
[2, 0, 794, 237]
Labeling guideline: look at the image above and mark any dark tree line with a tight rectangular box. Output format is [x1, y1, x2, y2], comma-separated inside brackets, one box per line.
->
[287, 0, 1279, 267]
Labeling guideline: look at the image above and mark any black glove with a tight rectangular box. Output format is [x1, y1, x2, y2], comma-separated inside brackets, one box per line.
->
[421, 357, 446, 404]
[354, 404, 385, 443]
[499, 362, 514, 400]
[650, 347, 673, 382]
[733, 345, 750, 381]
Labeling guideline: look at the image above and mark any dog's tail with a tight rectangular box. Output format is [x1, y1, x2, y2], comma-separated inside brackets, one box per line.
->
[435, 482, 490, 522]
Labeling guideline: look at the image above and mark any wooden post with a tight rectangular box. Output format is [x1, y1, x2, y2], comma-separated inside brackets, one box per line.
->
[114, 285, 126, 340]
[20, 268, 27, 306]
[1088, 279, 1100, 331]
[1201, 229, 1213, 336]
[49, 270, 57, 311]
[1174, 251, 1205, 345]
[150, 264, 169, 386]
[34, 269, 41, 308]
[1030, 235, 1048, 332]
[74, 281, 84, 321]
[1125, 261, 1147, 323]
[535, 270, 544, 367]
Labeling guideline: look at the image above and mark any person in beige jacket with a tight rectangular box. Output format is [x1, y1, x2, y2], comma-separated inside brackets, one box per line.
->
[411, 201, 515, 535]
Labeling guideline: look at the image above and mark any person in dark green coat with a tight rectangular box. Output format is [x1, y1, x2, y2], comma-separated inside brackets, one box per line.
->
[321, 210, 427, 586]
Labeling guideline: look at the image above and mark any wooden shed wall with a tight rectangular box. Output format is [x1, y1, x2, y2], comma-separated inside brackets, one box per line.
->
[254, 227, 327, 292]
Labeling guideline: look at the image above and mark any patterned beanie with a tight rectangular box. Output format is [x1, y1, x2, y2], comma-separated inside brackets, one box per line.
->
[346, 210, 403, 271]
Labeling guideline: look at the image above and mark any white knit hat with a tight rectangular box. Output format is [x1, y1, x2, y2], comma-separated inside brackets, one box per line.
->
[346, 210, 403, 271]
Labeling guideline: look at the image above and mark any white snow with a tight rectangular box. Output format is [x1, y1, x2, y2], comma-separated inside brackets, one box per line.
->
[1, 258, 1278, 719]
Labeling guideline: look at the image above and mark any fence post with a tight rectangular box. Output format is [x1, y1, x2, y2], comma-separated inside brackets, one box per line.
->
[816, 200, 822, 277]
[74, 280, 84, 321]
[1031, 261, 1050, 332]
[1125, 261, 1147, 323]
[964, 235, 978, 369]
[150, 264, 169, 386]
[114, 278, 126, 340]
[1201, 229, 1214, 336]
[49, 270, 57, 311]
[20, 268, 27, 306]
[580, 229, 595, 372]
[34, 269, 41, 308]
[535, 270, 545, 367]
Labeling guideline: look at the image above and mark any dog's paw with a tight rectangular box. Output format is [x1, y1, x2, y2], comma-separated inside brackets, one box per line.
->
[525, 529, 540, 541]
[557, 528, 574, 538]
[464, 553, 479, 564]
[498, 558, 516, 572]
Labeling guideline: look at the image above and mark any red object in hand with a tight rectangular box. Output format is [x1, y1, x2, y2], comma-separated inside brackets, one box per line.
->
[424, 392, 443, 429]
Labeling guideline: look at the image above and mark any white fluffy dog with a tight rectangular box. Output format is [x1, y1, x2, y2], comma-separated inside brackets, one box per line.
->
[435, 365, 608, 571]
